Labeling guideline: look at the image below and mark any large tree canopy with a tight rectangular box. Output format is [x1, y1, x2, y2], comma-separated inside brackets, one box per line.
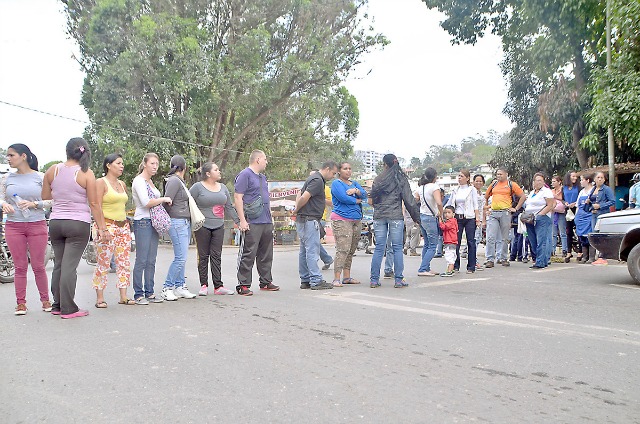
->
[63, 0, 386, 181]
[422, 0, 640, 182]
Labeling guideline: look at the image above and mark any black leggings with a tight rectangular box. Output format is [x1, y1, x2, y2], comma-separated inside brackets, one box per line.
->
[194, 226, 225, 289]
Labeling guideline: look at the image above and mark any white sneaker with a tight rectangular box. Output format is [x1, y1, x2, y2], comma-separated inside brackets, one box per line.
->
[198, 285, 208, 296]
[213, 287, 235, 295]
[174, 286, 197, 299]
[162, 288, 178, 301]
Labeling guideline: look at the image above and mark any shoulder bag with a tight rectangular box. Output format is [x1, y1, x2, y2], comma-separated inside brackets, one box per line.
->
[180, 181, 205, 232]
[145, 181, 171, 235]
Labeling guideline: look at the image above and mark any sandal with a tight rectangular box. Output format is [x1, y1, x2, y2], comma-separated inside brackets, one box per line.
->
[332, 279, 343, 287]
[118, 298, 136, 305]
[94, 301, 108, 309]
[342, 277, 361, 284]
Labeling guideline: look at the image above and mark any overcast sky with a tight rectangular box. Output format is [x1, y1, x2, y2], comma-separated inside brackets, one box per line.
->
[0, 0, 512, 166]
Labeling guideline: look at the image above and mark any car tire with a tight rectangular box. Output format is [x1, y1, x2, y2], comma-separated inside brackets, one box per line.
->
[626, 243, 640, 285]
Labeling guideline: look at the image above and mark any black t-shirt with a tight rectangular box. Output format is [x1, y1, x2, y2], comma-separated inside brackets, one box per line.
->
[298, 172, 326, 220]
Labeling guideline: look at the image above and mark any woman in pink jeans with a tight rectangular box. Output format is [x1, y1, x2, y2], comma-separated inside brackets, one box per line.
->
[0, 144, 52, 315]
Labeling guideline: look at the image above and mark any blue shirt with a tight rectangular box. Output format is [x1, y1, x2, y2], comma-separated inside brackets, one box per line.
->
[562, 185, 579, 205]
[234, 168, 272, 224]
[331, 179, 367, 220]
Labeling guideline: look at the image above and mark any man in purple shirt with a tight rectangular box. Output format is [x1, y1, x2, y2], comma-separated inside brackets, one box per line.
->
[233, 150, 279, 296]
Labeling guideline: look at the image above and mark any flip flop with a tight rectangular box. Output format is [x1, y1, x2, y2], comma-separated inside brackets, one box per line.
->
[342, 278, 361, 285]
[118, 298, 136, 305]
[332, 279, 343, 287]
[95, 301, 108, 309]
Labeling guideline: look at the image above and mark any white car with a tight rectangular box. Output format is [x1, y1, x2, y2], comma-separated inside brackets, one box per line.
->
[589, 208, 640, 284]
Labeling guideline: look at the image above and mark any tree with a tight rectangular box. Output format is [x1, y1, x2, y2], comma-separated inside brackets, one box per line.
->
[588, 0, 640, 155]
[40, 160, 62, 173]
[63, 0, 387, 182]
[421, 0, 610, 177]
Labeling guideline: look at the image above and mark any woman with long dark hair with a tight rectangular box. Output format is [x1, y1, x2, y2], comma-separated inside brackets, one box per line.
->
[445, 169, 480, 273]
[368, 154, 420, 288]
[42, 137, 109, 319]
[92, 153, 135, 308]
[551, 175, 568, 260]
[190, 162, 239, 296]
[162, 155, 196, 300]
[416, 167, 444, 276]
[131, 153, 172, 304]
[562, 171, 581, 261]
[0, 144, 52, 315]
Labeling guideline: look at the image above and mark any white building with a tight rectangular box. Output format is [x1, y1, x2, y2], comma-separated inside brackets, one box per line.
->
[355, 150, 385, 174]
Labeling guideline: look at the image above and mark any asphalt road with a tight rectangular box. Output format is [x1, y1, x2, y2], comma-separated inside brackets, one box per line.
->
[0, 243, 638, 423]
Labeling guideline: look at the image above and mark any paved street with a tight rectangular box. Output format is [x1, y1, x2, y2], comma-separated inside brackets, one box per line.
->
[0, 243, 639, 423]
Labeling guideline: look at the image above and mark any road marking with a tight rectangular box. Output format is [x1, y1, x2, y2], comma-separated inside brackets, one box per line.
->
[319, 292, 640, 345]
[415, 277, 490, 288]
[610, 284, 640, 290]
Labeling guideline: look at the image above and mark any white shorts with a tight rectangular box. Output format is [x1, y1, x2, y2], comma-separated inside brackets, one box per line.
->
[444, 244, 457, 265]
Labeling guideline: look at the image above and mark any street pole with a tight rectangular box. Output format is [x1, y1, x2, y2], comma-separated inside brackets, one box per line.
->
[606, 0, 615, 187]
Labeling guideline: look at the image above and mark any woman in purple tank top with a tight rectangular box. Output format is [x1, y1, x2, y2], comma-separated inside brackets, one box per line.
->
[42, 138, 110, 319]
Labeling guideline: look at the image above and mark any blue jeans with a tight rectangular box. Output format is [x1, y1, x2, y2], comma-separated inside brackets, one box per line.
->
[133, 219, 159, 299]
[552, 212, 568, 253]
[319, 220, 333, 265]
[384, 237, 393, 274]
[526, 215, 552, 268]
[164, 218, 191, 289]
[296, 220, 322, 285]
[370, 219, 404, 282]
[418, 214, 439, 272]
[455, 218, 477, 272]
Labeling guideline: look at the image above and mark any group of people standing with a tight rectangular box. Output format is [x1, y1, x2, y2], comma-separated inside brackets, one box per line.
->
[1, 138, 620, 316]
[2, 140, 281, 317]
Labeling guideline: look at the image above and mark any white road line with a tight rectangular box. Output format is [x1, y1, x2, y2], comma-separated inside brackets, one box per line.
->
[610, 284, 640, 290]
[321, 291, 640, 338]
[415, 277, 490, 288]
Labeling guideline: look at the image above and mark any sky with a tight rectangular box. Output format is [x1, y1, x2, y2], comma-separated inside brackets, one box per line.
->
[0, 0, 512, 166]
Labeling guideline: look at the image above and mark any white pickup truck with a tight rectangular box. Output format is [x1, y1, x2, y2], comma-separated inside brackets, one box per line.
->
[588, 209, 640, 284]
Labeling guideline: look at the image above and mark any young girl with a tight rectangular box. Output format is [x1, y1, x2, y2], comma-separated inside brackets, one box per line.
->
[439, 206, 459, 277]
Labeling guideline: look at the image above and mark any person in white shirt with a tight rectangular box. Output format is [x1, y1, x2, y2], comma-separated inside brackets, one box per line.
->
[445, 169, 480, 274]
[523, 173, 555, 269]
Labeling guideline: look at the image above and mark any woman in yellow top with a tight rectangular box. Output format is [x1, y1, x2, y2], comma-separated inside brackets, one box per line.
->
[92, 153, 134, 307]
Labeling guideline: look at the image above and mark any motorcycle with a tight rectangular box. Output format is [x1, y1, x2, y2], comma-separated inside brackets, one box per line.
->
[357, 219, 374, 254]
[0, 236, 14, 283]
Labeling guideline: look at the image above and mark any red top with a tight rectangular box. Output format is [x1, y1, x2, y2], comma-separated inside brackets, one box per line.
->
[439, 218, 459, 245]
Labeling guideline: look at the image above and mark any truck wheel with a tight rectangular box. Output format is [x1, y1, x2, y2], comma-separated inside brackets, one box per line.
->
[626, 243, 640, 285]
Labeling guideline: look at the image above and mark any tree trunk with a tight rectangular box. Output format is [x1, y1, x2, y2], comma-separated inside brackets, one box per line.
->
[572, 49, 589, 169]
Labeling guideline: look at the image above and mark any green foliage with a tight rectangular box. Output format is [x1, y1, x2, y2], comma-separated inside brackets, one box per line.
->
[40, 160, 62, 173]
[589, 0, 640, 154]
[422, 0, 618, 176]
[63, 0, 386, 182]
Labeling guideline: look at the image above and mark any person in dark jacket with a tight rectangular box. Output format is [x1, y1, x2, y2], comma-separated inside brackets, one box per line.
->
[368, 154, 420, 288]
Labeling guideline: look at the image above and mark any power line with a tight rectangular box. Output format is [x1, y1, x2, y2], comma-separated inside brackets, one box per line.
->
[0, 99, 299, 161]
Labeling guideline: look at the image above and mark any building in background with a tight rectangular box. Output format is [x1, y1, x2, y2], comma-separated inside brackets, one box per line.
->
[355, 149, 385, 174]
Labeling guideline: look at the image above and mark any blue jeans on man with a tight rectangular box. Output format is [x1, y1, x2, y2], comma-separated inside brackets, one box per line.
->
[319, 220, 333, 267]
[526, 215, 552, 268]
[418, 214, 439, 273]
[370, 219, 404, 283]
[132, 218, 160, 299]
[164, 218, 191, 289]
[296, 219, 323, 285]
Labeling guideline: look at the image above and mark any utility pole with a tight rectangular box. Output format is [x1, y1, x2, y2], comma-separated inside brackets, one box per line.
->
[606, 0, 616, 187]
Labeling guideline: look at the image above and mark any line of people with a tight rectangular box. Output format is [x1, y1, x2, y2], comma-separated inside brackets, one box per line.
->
[2, 141, 281, 317]
[2, 139, 617, 316]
